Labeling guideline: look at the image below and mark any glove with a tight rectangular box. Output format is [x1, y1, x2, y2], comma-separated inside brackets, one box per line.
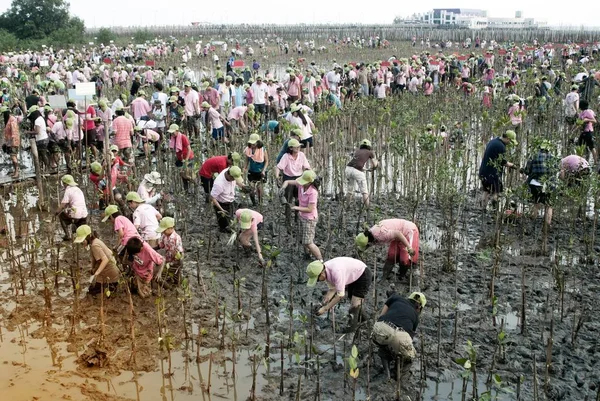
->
[89, 275, 96, 284]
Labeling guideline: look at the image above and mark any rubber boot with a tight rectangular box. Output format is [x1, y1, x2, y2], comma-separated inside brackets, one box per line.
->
[59, 215, 71, 241]
[397, 264, 410, 280]
[344, 306, 361, 333]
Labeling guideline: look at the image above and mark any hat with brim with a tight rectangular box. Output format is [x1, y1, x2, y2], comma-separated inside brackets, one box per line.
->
[306, 260, 324, 287]
[360, 139, 372, 147]
[101, 204, 119, 222]
[156, 217, 175, 233]
[504, 130, 518, 146]
[296, 170, 316, 186]
[126, 191, 144, 203]
[230, 151, 241, 165]
[73, 225, 92, 243]
[110, 144, 119, 152]
[288, 138, 300, 148]
[355, 232, 369, 252]
[144, 173, 157, 184]
[201, 101, 210, 108]
[168, 124, 179, 133]
[27, 105, 39, 116]
[61, 174, 77, 186]
[247, 133, 260, 144]
[240, 210, 252, 230]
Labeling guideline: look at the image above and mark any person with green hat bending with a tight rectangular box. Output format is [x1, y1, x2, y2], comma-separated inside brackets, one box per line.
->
[210, 166, 245, 233]
[156, 217, 184, 283]
[355, 219, 419, 281]
[345, 139, 378, 208]
[198, 152, 241, 203]
[306, 257, 372, 332]
[56, 174, 89, 241]
[372, 291, 426, 380]
[234, 209, 264, 265]
[73, 225, 120, 296]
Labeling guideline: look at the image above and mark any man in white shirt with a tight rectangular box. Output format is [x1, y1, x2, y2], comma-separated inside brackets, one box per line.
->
[251, 76, 268, 117]
[127, 191, 162, 248]
[564, 84, 580, 124]
[209, 166, 245, 233]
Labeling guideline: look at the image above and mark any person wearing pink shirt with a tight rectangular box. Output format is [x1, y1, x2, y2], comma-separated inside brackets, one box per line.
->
[507, 99, 524, 132]
[55, 174, 89, 241]
[102, 204, 141, 253]
[125, 237, 164, 298]
[560, 154, 591, 187]
[112, 107, 134, 161]
[280, 170, 322, 261]
[183, 81, 200, 137]
[227, 105, 249, 133]
[130, 91, 151, 121]
[577, 100, 597, 163]
[235, 209, 265, 265]
[355, 218, 420, 281]
[306, 257, 372, 332]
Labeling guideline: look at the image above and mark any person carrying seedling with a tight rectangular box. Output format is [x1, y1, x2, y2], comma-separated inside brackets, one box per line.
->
[371, 291, 425, 381]
[73, 225, 120, 296]
[478, 130, 518, 210]
[210, 165, 245, 233]
[233, 209, 265, 265]
[306, 257, 372, 333]
[56, 174, 88, 241]
[355, 218, 419, 281]
[156, 217, 184, 284]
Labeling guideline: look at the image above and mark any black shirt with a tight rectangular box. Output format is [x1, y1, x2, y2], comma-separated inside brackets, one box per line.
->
[130, 81, 141, 97]
[25, 95, 40, 110]
[479, 137, 507, 179]
[378, 295, 419, 337]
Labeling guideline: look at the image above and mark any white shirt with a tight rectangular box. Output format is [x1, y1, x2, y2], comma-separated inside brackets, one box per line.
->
[34, 116, 48, 141]
[133, 203, 160, 241]
[210, 169, 237, 203]
[251, 82, 268, 105]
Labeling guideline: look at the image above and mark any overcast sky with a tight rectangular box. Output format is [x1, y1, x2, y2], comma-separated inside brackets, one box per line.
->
[0, 1, 597, 28]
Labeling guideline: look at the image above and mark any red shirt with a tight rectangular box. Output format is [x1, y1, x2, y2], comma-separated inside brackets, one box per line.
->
[176, 134, 194, 161]
[199, 155, 228, 178]
[85, 106, 96, 131]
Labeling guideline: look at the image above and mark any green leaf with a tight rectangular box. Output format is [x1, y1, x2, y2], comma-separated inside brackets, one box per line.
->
[455, 358, 468, 365]
[463, 360, 472, 370]
[498, 331, 506, 342]
[351, 345, 358, 359]
[493, 374, 502, 386]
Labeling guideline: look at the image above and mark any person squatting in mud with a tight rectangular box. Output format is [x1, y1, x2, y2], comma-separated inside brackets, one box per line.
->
[371, 291, 426, 381]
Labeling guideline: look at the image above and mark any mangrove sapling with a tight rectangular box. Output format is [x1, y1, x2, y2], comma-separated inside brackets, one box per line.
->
[544, 311, 554, 395]
[347, 345, 359, 401]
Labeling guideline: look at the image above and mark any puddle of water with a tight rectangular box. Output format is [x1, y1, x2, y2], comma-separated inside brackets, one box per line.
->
[0, 325, 266, 401]
[501, 312, 519, 331]
[424, 377, 504, 401]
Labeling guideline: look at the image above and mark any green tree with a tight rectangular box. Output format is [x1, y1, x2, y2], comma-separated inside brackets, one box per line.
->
[0, 29, 18, 51]
[95, 27, 115, 45]
[0, 0, 84, 40]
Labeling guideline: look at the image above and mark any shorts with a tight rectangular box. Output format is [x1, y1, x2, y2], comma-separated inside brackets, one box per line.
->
[200, 176, 214, 194]
[387, 229, 420, 267]
[480, 175, 503, 194]
[300, 137, 313, 148]
[48, 141, 60, 154]
[6, 145, 18, 155]
[345, 166, 368, 195]
[578, 131, 595, 151]
[371, 321, 416, 361]
[85, 128, 97, 147]
[530, 184, 550, 205]
[346, 267, 372, 299]
[36, 138, 49, 150]
[300, 218, 317, 245]
[212, 126, 225, 140]
[254, 104, 266, 114]
[248, 171, 263, 182]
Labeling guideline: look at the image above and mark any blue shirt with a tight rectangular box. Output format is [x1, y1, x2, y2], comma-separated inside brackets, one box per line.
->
[262, 120, 279, 132]
[479, 137, 507, 179]
[276, 138, 291, 163]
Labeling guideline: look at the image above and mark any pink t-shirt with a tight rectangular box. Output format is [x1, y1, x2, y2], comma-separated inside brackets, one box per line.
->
[580, 109, 595, 132]
[371, 219, 417, 245]
[508, 104, 522, 126]
[235, 209, 263, 233]
[277, 152, 310, 177]
[561, 155, 589, 172]
[228, 106, 247, 120]
[114, 215, 140, 246]
[132, 242, 164, 282]
[324, 257, 367, 297]
[133, 203, 160, 241]
[61, 186, 88, 219]
[208, 107, 223, 129]
[130, 98, 151, 120]
[184, 90, 199, 116]
[298, 184, 318, 220]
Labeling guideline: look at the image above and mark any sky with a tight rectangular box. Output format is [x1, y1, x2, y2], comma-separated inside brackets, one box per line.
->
[0, 0, 598, 28]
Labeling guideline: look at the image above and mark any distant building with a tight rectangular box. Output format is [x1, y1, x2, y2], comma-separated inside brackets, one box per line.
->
[411, 9, 545, 29]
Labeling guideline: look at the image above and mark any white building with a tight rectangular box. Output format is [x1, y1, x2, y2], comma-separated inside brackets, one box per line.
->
[415, 9, 545, 29]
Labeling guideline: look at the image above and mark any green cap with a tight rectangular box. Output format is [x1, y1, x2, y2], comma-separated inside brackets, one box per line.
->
[201, 101, 211, 108]
[90, 161, 102, 174]
[355, 232, 368, 251]
[247, 133, 260, 144]
[240, 210, 252, 230]
[27, 105, 39, 116]
[290, 104, 301, 113]
[126, 191, 144, 203]
[137, 90, 146, 97]
[288, 138, 300, 148]
[360, 139, 371, 147]
[228, 166, 242, 179]
[61, 174, 77, 186]
[110, 144, 119, 152]
[169, 95, 178, 103]
[296, 170, 316, 186]
[134, 125, 142, 131]
[170, 86, 180, 93]
[156, 217, 175, 233]
[571, 84, 579, 90]
[0, 106, 9, 113]
[74, 225, 92, 243]
[306, 261, 324, 287]
[408, 292, 427, 307]
[230, 151, 241, 165]
[168, 124, 179, 133]
[184, 81, 192, 87]
[102, 204, 119, 222]
[504, 130, 518, 146]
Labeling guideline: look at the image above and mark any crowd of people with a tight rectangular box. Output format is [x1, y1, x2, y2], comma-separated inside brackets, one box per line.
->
[1, 35, 599, 377]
